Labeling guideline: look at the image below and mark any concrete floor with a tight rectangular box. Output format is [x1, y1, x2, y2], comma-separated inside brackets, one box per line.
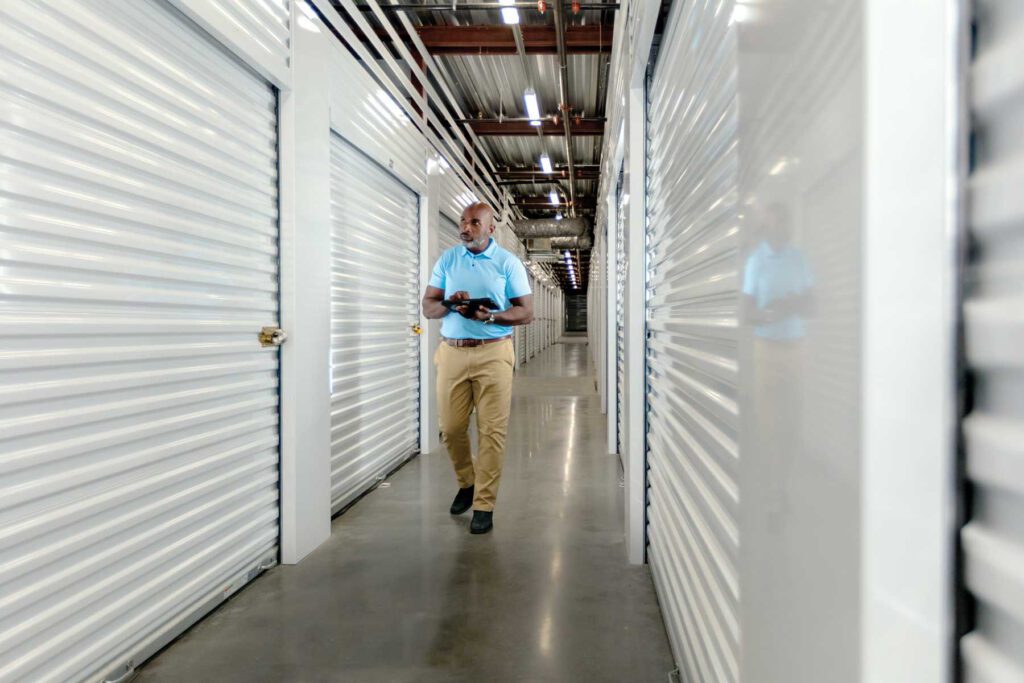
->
[136, 338, 674, 683]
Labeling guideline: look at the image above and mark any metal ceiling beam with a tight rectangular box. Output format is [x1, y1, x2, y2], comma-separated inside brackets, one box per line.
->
[515, 195, 596, 208]
[461, 118, 604, 136]
[499, 164, 599, 173]
[361, 2, 618, 9]
[552, 0, 577, 216]
[404, 25, 613, 55]
[496, 165, 600, 184]
[496, 177, 598, 186]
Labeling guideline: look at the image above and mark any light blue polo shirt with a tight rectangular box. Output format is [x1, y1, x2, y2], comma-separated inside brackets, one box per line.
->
[429, 238, 532, 339]
[742, 240, 814, 340]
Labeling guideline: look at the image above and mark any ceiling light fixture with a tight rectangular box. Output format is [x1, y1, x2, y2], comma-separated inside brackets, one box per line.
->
[769, 158, 788, 176]
[539, 153, 553, 174]
[524, 88, 542, 126]
[549, 190, 560, 206]
[555, 212, 563, 221]
[499, 0, 520, 24]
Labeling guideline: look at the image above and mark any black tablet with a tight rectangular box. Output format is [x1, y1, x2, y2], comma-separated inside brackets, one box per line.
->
[442, 297, 499, 312]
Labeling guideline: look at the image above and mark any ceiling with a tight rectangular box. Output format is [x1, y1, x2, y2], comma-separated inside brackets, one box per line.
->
[344, 0, 615, 292]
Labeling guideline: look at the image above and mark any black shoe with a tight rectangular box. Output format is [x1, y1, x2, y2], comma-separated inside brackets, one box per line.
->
[469, 510, 493, 534]
[449, 486, 474, 515]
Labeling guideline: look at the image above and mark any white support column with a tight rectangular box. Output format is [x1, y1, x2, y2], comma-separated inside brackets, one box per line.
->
[420, 159, 442, 455]
[278, 10, 332, 564]
[623, 85, 648, 565]
[861, 0, 958, 677]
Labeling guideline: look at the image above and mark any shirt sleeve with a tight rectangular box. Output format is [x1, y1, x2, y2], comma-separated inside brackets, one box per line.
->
[506, 257, 532, 299]
[428, 252, 447, 290]
[741, 251, 760, 298]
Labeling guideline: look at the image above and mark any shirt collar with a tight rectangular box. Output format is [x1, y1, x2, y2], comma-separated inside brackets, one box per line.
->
[463, 238, 497, 259]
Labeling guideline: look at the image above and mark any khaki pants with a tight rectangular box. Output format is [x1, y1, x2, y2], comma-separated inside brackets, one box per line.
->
[434, 339, 515, 512]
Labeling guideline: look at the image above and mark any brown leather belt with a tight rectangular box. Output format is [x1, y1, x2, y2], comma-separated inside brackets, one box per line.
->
[443, 335, 512, 348]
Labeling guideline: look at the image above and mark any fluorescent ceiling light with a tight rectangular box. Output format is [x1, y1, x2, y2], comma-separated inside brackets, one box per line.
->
[769, 158, 788, 175]
[563, 250, 571, 258]
[730, 3, 760, 25]
[499, 0, 520, 24]
[549, 190, 560, 206]
[555, 212, 563, 221]
[524, 88, 541, 125]
[539, 153, 553, 174]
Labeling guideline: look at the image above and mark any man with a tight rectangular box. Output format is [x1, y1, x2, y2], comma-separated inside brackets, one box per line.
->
[422, 202, 534, 534]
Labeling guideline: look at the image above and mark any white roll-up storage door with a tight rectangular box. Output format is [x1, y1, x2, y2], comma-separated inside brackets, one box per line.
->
[615, 180, 627, 457]
[517, 325, 527, 367]
[961, 2, 1024, 679]
[527, 275, 537, 359]
[645, 1, 740, 680]
[0, 2, 281, 680]
[329, 135, 420, 514]
[439, 213, 461, 254]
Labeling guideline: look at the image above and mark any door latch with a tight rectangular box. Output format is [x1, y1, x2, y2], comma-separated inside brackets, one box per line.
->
[259, 326, 288, 347]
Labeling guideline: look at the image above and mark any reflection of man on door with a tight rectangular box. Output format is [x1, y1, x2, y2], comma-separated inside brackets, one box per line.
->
[421, 203, 533, 535]
[742, 202, 814, 522]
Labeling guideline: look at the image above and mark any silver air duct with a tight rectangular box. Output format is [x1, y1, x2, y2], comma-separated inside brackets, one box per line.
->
[550, 234, 593, 250]
[511, 217, 588, 238]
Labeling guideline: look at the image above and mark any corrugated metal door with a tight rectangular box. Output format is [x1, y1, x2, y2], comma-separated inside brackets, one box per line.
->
[528, 275, 537, 359]
[960, 2, 1024, 678]
[199, 0, 290, 67]
[644, 0, 740, 680]
[517, 325, 527, 366]
[0, 1, 281, 681]
[616, 174, 627, 457]
[329, 135, 420, 514]
[439, 213, 461, 254]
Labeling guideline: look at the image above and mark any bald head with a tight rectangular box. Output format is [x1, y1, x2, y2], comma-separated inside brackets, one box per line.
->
[464, 202, 494, 226]
[459, 202, 496, 253]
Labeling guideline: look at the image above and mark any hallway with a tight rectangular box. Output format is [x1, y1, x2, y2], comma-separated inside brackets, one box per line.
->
[136, 340, 674, 682]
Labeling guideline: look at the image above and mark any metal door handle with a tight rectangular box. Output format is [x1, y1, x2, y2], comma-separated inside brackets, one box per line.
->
[259, 326, 287, 347]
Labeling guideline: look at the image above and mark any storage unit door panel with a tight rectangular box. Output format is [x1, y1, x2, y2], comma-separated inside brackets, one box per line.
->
[0, 1, 281, 680]
[439, 213, 461, 254]
[329, 135, 420, 514]
[645, 1, 740, 681]
[616, 185, 626, 457]
[961, 2, 1024, 678]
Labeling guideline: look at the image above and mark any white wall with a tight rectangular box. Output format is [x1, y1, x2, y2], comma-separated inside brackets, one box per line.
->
[278, 3, 333, 564]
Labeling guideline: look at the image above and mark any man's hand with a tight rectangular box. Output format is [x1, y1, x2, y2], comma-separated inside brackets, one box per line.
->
[470, 305, 493, 322]
[449, 291, 478, 319]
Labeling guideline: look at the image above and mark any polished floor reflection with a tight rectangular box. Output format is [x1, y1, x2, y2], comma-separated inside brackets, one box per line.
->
[137, 338, 674, 683]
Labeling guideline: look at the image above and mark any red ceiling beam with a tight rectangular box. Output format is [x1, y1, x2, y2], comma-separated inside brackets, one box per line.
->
[514, 195, 597, 208]
[498, 165, 599, 174]
[496, 166, 600, 182]
[413, 24, 613, 55]
[464, 119, 604, 136]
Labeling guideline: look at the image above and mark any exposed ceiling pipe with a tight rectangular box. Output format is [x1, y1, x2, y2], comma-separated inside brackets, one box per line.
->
[457, 116, 606, 124]
[551, 0, 577, 217]
[511, 24, 533, 89]
[361, 3, 620, 10]
[512, 217, 588, 237]
[550, 234, 593, 249]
